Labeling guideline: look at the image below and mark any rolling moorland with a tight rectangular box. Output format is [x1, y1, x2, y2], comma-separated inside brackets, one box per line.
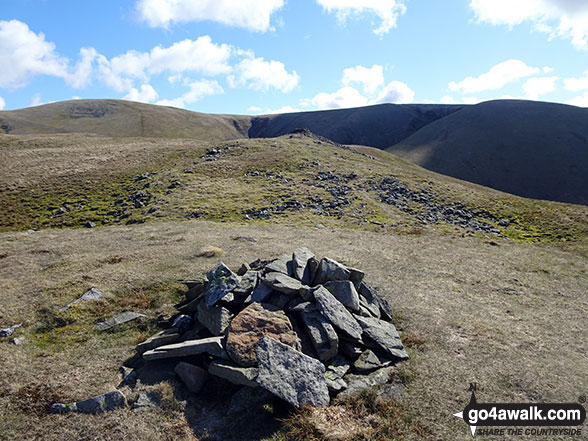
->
[0, 99, 587, 440]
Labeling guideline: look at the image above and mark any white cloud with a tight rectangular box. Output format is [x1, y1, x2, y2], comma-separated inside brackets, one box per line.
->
[449, 59, 541, 94]
[136, 0, 284, 32]
[0, 19, 69, 88]
[522, 76, 558, 100]
[247, 106, 262, 113]
[370, 80, 414, 104]
[564, 70, 588, 91]
[229, 56, 299, 92]
[0, 96, 5, 110]
[29, 93, 43, 107]
[440, 95, 482, 104]
[470, 0, 588, 49]
[342, 64, 384, 94]
[266, 105, 299, 114]
[155, 79, 223, 108]
[317, 0, 407, 36]
[66, 47, 98, 89]
[569, 92, 588, 107]
[124, 84, 159, 103]
[311, 86, 368, 110]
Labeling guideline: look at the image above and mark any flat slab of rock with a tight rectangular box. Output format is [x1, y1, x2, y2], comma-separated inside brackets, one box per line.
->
[314, 257, 350, 285]
[208, 360, 258, 387]
[355, 316, 408, 360]
[341, 366, 396, 397]
[197, 301, 233, 336]
[60, 287, 103, 311]
[0, 323, 22, 338]
[245, 282, 273, 304]
[265, 255, 295, 276]
[234, 270, 259, 295]
[94, 311, 145, 331]
[143, 336, 228, 360]
[313, 286, 362, 341]
[262, 272, 304, 295]
[292, 247, 314, 281]
[175, 361, 208, 393]
[136, 329, 181, 355]
[358, 281, 393, 320]
[255, 336, 330, 407]
[300, 310, 338, 361]
[324, 281, 360, 312]
[50, 390, 126, 414]
[204, 262, 241, 308]
[226, 303, 298, 367]
[353, 349, 392, 372]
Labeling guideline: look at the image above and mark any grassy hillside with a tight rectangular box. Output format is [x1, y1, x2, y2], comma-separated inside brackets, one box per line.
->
[0, 99, 251, 141]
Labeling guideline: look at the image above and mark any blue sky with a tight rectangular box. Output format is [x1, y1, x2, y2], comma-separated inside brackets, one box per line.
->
[2, 0, 588, 114]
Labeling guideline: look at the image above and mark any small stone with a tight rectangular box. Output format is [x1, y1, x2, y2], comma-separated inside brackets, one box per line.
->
[136, 329, 181, 355]
[208, 360, 258, 387]
[204, 262, 241, 308]
[325, 354, 351, 379]
[255, 336, 330, 407]
[0, 323, 22, 338]
[244, 282, 273, 304]
[237, 263, 250, 276]
[94, 311, 145, 331]
[314, 257, 351, 285]
[300, 310, 338, 361]
[85, 221, 97, 228]
[292, 247, 315, 281]
[313, 286, 362, 341]
[358, 281, 393, 321]
[234, 270, 259, 295]
[60, 287, 103, 311]
[171, 314, 193, 335]
[9, 337, 24, 345]
[197, 301, 233, 336]
[323, 280, 360, 312]
[302, 257, 319, 286]
[353, 349, 392, 373]
[262, 272, 304, 295]
[341, 366, 396, 397]
[142, 336, 228, 360]
[325, 377, 347, 393]
[358, 295, 381, 319]
[50, 390, 127, 414]
[175, 362, 208, 393]
[354, 316, 408, 360]
[133, 392, 160, 410]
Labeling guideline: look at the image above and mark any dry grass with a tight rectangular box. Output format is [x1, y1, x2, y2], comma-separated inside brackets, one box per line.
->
[196, 246, 224, 258]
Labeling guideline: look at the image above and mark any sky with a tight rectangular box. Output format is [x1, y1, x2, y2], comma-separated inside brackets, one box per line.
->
[2, 0, 588, 114]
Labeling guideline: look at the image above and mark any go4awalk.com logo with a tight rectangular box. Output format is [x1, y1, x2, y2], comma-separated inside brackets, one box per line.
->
[453, 384, 586, 437]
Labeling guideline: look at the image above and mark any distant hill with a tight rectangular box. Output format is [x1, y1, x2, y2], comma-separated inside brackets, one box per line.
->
[386, 100, 588, 205]
[0, 99, 250, 141]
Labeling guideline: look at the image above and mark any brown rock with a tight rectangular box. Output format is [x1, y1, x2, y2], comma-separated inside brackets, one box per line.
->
[226, 303, 298, 367]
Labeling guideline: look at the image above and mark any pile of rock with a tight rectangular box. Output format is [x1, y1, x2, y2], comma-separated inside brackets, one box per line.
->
[137, 248, 408, 409]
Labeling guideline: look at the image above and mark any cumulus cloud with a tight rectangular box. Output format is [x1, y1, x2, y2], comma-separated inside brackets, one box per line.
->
[564, 70, 588, 91]
[66, 47, 99, 89]
[0, 20, 69, 88]
[470, 0, 588, 49]
[342, 64, 384, 94]
[440, 95, 481, 104]
[569, 92, 588, 107]
[370, 80, 414, 104]
[522, 76, 558, 100]
[449, 59, 541, 94]
[229, 56, 299, 92]
[124, 84, 159, 103]
[136, 0, 284, 32]
[311, 86, 368, 110]
[0, 96, 5, 110]
[155, 79, 223, 108]
[317, 0, 407, 36]
[29, 93, 43, 107]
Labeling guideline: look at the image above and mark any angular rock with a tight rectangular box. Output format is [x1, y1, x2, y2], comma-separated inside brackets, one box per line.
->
[236, 263, 250, 276]
[292, 247, 314, 281]
[171, 314, 193, 335]
[49, 390, 127, 414]
[142, 336, 228, 360]
[339, 339, 364, 359]
[245, 282, 273, 304]
[325, 354, 351, 379]
[0, 323, 22, 338]
[208, 360, 258, 387]
[255, 336, 330, 407]
[264, 255, 294, 277]
[313, 258, 350, 285]
[353, 349, 392, 373]
[348, 267, 365, 289]
[94, 311, 145, 331]
[226, 303, 298, 367]
[136, 329, 181, 355]
[204, 262, 241, 308]
[10, 337, 24, 345]
[358, 295, 381, 319]
[323, 281, 360, 312]
[60, 287, 103, 311]
[354, 316, 408, 360]
[287, 300, 316, 313]
[358, 281, 393, 320]
[133, 391, 160, 410]
[197, 301, 233, 336]
[341, 366, 396, 397]
[265, 292, 291, 309]
[228, 386, 274, 415]
[300, 310, 338, 361]
[175, 361, 208, 393]
[262, 272, 303, 295]
[234, 270, 259, 295]
[313, 286, 362, 341]
[326, 377, 347, 393]
[302, 257, 320, 286]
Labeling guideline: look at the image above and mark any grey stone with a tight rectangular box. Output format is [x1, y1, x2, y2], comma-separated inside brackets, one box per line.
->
[228, 387, 274, 415]
[171, 314, 193, 335]
[300, 310, 338, 361]
[234, 270, 259, 295]
[94, 311, 145, 331]
[325, 354, 351, 379]
[341, 366, 396, 397]
[9, 337, 24, 345]
[326, 377, 347, 393]
[0, 323, 22, 338]
[287, 300, 316, 313]
[208, 360, 258, 387]
[323, 281, 360, 312]
[353, 349, 392, 372]
[136, 328, 181, 355]
[204, 262, 241, 308]
[302, 257, 319, 286]
[197, 301, 233, 336]
[175, 361, 208, 393]
[264, 255, 294, 276]
[348, 267, 365, 289]
[237, 263, 250, 276]
[265, 292, 291, 309]
[358, 281, 393, 320]
[354, 316, 408, 360]
[358, 295, 381, 319]
[313, 286, 362, 341]
[292, 247, 314, 281]
[49, 390, 127, 414]
[262, 272, 304, 295]
[60, 287, 103, 311]
[255, 336, 330, 407]
[142, 336, 228, 360]
[245, 282, 274, 304]
[314, 257, 350, 285]
[339, 339, 364, 359]
[133, 391, 160, 410]
[85, 221, 97, 228]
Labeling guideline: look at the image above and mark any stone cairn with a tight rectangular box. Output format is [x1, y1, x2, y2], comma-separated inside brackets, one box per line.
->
[138, 247, 408, 409]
